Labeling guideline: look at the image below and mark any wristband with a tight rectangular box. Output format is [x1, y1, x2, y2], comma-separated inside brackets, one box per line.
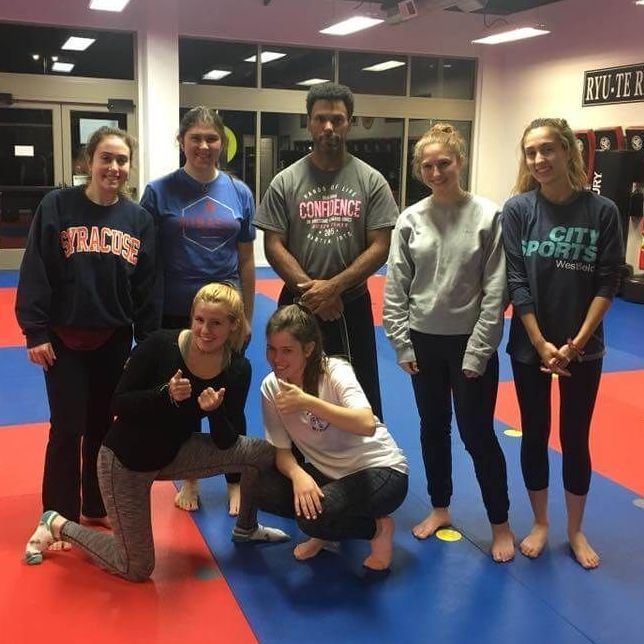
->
[566, 338, 585, 358]
[159, 383, 179, 407]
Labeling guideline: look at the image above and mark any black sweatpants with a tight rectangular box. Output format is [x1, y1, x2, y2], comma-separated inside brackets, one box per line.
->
[511, 358, 603, 496]
[410, 331, 510, 525]
[42, 327, 132, 521]
[279, 286, 383, 421]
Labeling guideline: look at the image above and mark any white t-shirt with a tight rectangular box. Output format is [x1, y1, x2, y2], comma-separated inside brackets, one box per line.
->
[261, 358, 407, 480]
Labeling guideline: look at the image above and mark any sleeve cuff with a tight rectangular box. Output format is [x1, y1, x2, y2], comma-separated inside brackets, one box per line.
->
[462, 351, 487, 376]
[396, 345, 416, 364]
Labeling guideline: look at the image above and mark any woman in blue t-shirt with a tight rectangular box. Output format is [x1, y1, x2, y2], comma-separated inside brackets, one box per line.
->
[141, 107, 256, 514]
[502, 118, 623, 569]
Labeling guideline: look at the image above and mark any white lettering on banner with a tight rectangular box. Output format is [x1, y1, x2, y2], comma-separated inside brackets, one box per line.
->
[583, 63, 644, 106]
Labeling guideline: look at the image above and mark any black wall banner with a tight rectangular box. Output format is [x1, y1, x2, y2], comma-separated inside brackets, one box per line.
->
[583, 63, 644, 106]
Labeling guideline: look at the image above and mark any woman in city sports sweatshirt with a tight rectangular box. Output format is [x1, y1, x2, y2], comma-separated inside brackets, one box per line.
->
[502, 118, 623, 569]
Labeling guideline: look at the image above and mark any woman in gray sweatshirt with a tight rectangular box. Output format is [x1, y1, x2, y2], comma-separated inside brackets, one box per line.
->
[383, 123, 514, 563]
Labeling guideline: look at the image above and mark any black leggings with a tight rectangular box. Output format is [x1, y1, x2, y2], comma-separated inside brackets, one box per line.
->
[511, 358, 603, 496]
[42, 327, 132, 521]
[410, 331, 510, 525]
[255, 463, 408, 541]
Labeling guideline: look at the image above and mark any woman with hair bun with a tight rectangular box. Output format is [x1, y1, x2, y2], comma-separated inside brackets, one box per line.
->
[383, 123, 514, 562]
[502, 118, 623, 569]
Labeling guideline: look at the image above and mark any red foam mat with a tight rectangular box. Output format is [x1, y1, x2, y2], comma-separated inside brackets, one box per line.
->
[0, 423, 256, 644]
[496, 370, 644, 496]
[0, 288, 24, 348]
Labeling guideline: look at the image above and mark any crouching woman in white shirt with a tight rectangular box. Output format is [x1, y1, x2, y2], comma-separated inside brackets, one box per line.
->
[256, 304, 408, 571]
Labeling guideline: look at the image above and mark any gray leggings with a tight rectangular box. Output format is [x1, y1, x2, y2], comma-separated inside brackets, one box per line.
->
[60, 434, 275, 581]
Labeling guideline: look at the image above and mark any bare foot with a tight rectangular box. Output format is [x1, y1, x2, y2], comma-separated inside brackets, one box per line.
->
[174, 480, 199, 511]
[227, 482, 240, 517]
[519, 523, 549, 559]
[81, 514, 111, 529]
[569, 531, 600, 569]
[490, 522, 515, 563]
[293, 538, 326, 561]
[412, 508, 451, 539]
[364, 516, 395, 570]
[48, 540, 72, 551]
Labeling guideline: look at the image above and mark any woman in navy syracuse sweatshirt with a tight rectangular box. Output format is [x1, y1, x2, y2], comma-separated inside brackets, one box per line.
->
[502, 118, 623, 569]
[16, 126, 158, 549]
[383, 123, 514, 563]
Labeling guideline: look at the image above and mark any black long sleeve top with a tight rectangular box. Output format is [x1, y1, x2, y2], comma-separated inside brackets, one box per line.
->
[103, 329, 250, 471]
[502, 189, 624, 364]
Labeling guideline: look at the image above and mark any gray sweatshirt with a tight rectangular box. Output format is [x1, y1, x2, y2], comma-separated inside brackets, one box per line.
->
[383, 193, 507, 375]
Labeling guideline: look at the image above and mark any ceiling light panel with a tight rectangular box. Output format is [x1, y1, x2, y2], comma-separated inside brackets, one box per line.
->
[202, 69, 232, 80]
[362, 60, 406, 72]
[472, 27, 550, 45]
[89, 0, 131, 12]
[296, 78, 330, 86]
[320, 16, 384, 36]
[245, 51, 287, 63]
[62, 37, 96, 51]
[52, 62, 75, 72]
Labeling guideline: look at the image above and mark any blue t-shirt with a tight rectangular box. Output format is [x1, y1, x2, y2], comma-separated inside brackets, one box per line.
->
[141, 169, 255, 317]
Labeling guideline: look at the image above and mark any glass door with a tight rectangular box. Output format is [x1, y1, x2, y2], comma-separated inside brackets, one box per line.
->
[0, 105, 135, 268]
[0, 103, 63, 267]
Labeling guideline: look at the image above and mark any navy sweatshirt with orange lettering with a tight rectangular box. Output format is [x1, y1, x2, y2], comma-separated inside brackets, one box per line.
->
[16, 186, 158, 348]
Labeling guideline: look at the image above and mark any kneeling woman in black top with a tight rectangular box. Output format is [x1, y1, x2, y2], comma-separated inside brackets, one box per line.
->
[24, 282, 288, 580]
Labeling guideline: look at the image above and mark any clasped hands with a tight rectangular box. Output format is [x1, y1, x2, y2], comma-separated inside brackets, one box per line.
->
[537, 341, 576, 377]
[168, 369, 225, 411]
[297, 279, 343, 321]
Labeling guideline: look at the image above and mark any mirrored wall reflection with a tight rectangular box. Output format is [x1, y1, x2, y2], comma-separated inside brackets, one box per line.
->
[259, 112, 309, 198]
[405, 119, 472, 208]
[339, 52, 407, 96]
[179, 39, 257, 87]
[347, 117, 403, 206]
[0, 23, 135, 80]
[410, 56, 476, 100]
[260, 46, 335, 90]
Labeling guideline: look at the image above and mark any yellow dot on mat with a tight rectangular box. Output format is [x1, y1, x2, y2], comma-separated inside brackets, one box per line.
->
[504, 428, 522, 437]
[436, 528, 462, 542]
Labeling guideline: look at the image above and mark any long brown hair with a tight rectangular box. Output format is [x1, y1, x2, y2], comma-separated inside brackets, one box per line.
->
[513, 117, 587, 194]
[84, 125, 136, 198]
[265, 304, 327, 396]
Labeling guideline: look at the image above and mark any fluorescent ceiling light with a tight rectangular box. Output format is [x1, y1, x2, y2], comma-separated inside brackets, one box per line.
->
[245, 51, 287, 63]
[32, 54, 40, 60]
[62, 37, 96, 51]
[636, 1, 644, 5]
[320, 16, 384, 36]
[52, 62, 75, 73]
[472, 27, 550, 45]
[89, 0, 131, 11]
[296, 78, 330, 86]
[202, 69, 232, 81]
[362, 60, 406, 72]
